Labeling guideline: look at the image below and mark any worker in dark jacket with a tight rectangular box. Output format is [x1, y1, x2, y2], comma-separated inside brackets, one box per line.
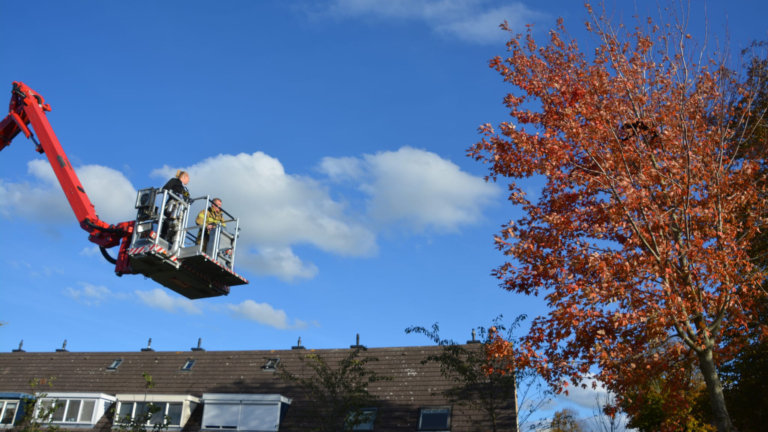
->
[160, 170, 190, 241]
[162, 170, 190, 202]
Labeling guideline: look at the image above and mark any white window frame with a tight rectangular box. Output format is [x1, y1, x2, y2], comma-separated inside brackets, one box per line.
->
[115, 402, 184, 426]
[113, 394, 199, 430]
[36, 393, 116, 428]
[43, 399, 93, 423]
[0, 400, 21, 428]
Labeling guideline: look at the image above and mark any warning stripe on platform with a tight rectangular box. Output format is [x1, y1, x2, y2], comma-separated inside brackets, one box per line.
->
[129, 246, 150, 255]
[129, 244, 171, 256]
[201, 253, 248, 284]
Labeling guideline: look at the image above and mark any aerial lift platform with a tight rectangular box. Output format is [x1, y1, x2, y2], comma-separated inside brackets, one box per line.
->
[0, 82, 248, 299]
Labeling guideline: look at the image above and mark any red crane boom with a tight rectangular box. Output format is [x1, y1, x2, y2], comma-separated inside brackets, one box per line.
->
[1, 82, 250, 299]
[0, 82, 135, 274]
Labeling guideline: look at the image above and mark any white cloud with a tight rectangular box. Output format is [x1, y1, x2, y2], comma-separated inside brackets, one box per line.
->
[319, 147, 501, 232]
[3, 148, 499, 283]
[227, 299, 308, 330]
[151, 152, 377, 280]
[556, 376, 607, 409]
[42, 266, 65, 277]
[318, 156, 364, 182]
[238, 247, 319, 282]
[135, 289, 202, 315]
[7, 260, 32, 269]
[307, 0, 547, 44]
[131, 290, 307, 330]
[432, 4, 540, 43]
[80, 246, 100, 257]
[0, 159, 137, 223]
[521, 377, 631, 432]
[65, 282, 114, 306]
[153, 149, 495, 279]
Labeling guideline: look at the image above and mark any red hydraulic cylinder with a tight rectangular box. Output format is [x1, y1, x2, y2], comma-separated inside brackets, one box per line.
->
[1, 82, 133, 254]
[16, 84, 100, 226]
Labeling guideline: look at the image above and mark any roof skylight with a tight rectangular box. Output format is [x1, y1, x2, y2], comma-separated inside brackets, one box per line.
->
[261, 358, 280, 372]
[181, 359, 196, 371]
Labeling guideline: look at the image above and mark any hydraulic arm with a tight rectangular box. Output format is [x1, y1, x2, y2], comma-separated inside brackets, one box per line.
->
[1, 81, 248, 299]
[0, 82, 135, 274]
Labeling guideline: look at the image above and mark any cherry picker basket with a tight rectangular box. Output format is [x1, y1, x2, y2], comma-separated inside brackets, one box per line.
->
[127, 188, 248, 299]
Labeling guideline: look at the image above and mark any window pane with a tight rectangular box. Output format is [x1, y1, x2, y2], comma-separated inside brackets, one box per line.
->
[37, 400, 54, 419]
[203, 403, 240, 429]
[51, 401, 66, 422]
[351, 409, 376, 430]
[167, 404, 183, 426]
[134, 402, 150, 423]
[1, 402, 17, 425]
[419, 408, 450, 430]
[136, 402, 149, 414]
[240, 404, 278, 431]
[149, 403, 167, 425]
[80, 400, 95, 423]
[65, 400, 81, 422]
[118, 402, 133, 422]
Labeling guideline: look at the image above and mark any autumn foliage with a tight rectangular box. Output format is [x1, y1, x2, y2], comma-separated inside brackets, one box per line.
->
[471, 4, 767, 432]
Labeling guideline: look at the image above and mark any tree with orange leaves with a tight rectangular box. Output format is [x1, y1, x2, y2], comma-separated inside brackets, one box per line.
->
[470, 3, 768, 432]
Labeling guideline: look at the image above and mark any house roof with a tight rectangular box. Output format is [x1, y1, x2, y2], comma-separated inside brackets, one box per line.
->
[0, 345, 517, 431]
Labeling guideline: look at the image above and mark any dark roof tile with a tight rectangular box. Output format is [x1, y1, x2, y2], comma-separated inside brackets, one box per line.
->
[0, 345, 517, 431]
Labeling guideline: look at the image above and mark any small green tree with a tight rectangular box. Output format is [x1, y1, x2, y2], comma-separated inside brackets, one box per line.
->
[16, 377, 62, 432]
[277, 348, 393, 432]
[113, 373, 170, 432]
[406, 315, 550, 432]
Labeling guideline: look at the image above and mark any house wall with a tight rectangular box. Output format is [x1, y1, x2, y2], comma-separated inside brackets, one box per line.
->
[0, 346, 517, 432]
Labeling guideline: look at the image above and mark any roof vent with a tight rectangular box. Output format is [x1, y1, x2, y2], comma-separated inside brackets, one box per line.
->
[191, 338, 205, 352]
[56, 339, 69, 353]
[350, 333, 365, 349]
[262, 358, 280, 372]
[141, 338, 155, 352]
[12, 340, 25, 353]
[292, 337, 305, 350]
[467, 329, 481, 344]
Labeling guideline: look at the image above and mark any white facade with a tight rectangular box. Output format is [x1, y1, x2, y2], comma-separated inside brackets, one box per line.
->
[36, 392, 116, 428]
[114, 394, 200, 430]
[201, 394, 292, 432]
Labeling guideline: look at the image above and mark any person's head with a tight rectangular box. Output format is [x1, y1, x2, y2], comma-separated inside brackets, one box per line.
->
[176, 170, 189, 185]
[212, 198, 222, 211]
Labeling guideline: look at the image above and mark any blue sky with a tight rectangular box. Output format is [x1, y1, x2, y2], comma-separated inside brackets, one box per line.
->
[1, 0, 766, 426]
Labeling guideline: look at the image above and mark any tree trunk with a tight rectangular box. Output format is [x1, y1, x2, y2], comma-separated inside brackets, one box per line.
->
[697, 349, 733, 432]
